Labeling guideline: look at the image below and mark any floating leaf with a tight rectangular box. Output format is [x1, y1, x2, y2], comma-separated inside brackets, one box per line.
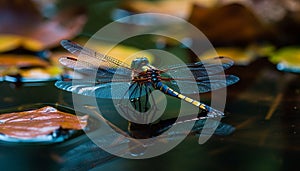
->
[201, 47, 255, 65]
[0, 106, 88, 142]
[0, 54, 65, 82]
[270, 47, 300, 65]
[0, 54, 49, 67]
[18, 66, 62, 80]
[0, 34, 22, 52]
[269, 46, 300, 73]
[202, 44, 276, 65]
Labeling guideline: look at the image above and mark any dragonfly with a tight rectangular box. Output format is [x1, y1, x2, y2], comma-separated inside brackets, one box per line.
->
[55, 40, 239, 118]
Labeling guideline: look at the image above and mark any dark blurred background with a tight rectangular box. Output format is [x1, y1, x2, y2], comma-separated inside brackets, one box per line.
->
[0, 0, 299, 171]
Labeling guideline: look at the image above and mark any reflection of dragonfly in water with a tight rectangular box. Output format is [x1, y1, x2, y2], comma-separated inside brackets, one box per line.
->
[55, 40, 239, 118]
[59, 105, 235, 170]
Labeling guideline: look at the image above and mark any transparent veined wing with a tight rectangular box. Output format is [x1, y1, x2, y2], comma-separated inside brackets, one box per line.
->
[60, 40, 132, 70]
[163, 75, 239, 94]
[55, 81, 148, 99]
[59, 56, 132, 79]
[160, 56, 234, 78]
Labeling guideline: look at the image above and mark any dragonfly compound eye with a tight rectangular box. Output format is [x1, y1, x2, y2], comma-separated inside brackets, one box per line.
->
[131, 57, 150, 70]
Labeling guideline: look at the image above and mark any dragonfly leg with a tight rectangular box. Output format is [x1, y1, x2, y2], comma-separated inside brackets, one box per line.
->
[144, 85, 149, 112]
[138, 84, 143, 112]
[125, 83, 140, 119]
[129, 83, 139, 110]
[146, 86, 160, 122]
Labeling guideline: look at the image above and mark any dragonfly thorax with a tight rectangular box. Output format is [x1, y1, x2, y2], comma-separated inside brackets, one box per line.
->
[131, 57, 161, 85]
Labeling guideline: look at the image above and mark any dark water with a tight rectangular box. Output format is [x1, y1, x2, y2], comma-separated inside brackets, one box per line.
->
[0, 57, 299, 171]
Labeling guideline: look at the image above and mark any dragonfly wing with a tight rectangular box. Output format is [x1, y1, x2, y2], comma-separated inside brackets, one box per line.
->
[60, 40, 132, 70]
[165, 75, 239, 94]
[95, 67, 132, 82]
[59, 55, 133, 85]
[161, 57, 234, 77]
[55, 81, 147, 99]
[61, 40, 93, 57]
[59, 56, 132, 78]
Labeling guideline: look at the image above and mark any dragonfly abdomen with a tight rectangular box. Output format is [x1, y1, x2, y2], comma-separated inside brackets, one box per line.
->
[154, 82, 178, 97]
[155, 82, 206, 110]
[154, 82, 224, 118]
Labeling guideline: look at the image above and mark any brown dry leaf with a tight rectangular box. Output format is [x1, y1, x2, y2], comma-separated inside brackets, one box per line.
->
[231, 0, 300, 23]
[215, 0, 300, 44]
[0, 0, 87, 52]
[0, 0, 42, 35]
[188, 3, 269, 45]
[0, 106, 88, 139]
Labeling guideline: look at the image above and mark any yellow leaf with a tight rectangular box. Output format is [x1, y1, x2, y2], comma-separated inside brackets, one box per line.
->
[0, 35, 46, 52]
[270, 47, 300, 66]
[22, 38, 45, 51]
[202, 47, 255, 65]
[0, 34, 22, 52]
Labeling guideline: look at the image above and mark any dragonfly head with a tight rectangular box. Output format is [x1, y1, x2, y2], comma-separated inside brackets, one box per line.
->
[131, 57, 150, 71]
